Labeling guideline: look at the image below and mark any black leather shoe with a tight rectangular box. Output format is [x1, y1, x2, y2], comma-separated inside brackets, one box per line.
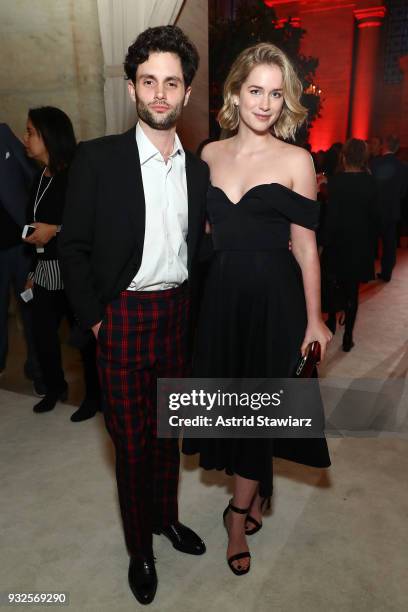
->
[70, 397, 100, 422]
[33, 384, 68, 413]
[157, 522, 206, 555]
[128, 556, 157, 605]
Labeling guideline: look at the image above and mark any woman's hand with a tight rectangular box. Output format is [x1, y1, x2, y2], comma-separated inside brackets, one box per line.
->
[301, 319, 333, 361]
[24, 222, 58, 246]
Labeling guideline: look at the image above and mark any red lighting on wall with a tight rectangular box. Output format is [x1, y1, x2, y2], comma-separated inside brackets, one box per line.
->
[261, 1, 394, 148]
[354, 6, 386, 28]
[358, 21, 382, 28]
[263, 0, 293, 6]
[399, 55, 408, 73]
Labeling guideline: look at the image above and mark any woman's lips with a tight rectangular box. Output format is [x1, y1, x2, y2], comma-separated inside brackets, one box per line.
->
[254, 113, 270, 121]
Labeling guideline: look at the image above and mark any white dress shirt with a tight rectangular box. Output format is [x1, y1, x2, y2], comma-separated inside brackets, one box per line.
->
[127, 122, 188, 291]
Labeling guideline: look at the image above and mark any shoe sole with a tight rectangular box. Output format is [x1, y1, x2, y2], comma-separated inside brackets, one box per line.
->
[170, 540, 206, 555]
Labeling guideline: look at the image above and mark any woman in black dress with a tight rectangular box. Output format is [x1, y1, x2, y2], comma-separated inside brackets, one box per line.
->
[183, 44, 332, 575]
[23, 107, 100, 417]
[322, 139, 378, 351]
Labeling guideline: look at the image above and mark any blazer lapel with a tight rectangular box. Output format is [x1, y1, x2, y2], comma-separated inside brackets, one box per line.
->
[115, 127, 146, 254]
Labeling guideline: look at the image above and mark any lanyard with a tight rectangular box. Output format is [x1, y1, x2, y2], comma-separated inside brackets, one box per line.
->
[33, 168, 53, 221]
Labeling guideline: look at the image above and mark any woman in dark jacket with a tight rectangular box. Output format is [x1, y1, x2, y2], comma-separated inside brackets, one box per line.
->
[23, 106, 99, 416]
[321, 138, 378, 351]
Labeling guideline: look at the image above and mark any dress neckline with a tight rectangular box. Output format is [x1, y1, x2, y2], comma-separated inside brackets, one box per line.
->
[209, 182, 318, 206]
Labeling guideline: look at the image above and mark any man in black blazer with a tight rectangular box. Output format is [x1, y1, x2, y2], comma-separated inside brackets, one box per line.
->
[370, 135, 408, 281]
[59, 27, 208, 605]
[0, 123, 43, 392]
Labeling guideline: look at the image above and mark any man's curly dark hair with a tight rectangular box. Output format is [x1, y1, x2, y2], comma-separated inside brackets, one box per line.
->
[124, 25, 199, 87]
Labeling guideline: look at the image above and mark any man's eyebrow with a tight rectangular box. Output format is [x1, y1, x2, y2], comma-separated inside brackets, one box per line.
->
[137, 73, 156, 80]
[137, 73, 183, 82]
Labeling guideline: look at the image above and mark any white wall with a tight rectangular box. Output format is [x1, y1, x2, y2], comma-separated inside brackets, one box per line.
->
[0, 0, 208, 148]
[0, 0, 105, 142]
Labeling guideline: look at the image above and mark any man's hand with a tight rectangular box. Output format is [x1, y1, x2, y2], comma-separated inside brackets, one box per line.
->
[92, 321, 102, 339]
[25, 278, 34, 291]
[24, 222, 58, 246]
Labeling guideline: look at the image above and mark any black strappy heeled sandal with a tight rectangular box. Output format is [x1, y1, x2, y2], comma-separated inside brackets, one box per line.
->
[222, 499, 251, 576]
[245, 496, 271, 536]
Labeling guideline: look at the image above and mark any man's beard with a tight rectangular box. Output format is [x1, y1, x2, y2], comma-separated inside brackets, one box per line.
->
[136, 98, 184, 131]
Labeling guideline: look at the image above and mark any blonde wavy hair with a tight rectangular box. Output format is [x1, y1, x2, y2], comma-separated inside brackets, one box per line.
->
[218, 43, 307, 141]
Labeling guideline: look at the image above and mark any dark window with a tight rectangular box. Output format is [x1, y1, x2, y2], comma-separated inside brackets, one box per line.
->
[384, 0, 408, 84]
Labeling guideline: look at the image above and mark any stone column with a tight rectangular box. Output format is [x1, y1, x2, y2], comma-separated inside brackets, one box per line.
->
[350, 5, 386, 139]
[175, 0, 208, 152]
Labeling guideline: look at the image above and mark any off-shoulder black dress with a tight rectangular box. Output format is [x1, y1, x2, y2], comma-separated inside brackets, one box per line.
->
[183, 183, 331, 498]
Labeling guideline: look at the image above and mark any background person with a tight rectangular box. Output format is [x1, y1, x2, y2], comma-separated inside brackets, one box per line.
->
[321, 138, 378, 351]
[0, 122, 44, 393]
[370, 135, 408, 282]
[23, 106, 99, 417]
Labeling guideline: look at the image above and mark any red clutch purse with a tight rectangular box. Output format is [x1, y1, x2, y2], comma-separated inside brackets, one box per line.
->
[294, 341, 321, 377]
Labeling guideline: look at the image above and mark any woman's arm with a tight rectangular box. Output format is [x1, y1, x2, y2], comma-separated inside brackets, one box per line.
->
[289, 149, 332, 359]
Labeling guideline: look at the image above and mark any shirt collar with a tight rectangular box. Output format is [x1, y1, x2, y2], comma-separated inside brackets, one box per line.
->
[136, 122, 184, 165]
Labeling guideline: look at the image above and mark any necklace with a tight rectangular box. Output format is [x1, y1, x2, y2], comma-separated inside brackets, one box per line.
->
[33, 167, 53, 220]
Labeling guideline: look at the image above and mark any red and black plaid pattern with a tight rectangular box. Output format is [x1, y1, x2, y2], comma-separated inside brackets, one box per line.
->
[97, 284, 190, 558]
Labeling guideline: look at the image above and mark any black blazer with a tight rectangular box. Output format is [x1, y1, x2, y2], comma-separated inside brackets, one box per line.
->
[0, 123, 36, 227]
[59, 126, 209, 329]
[370, 153, 408, 224]
[321, 172, 378, 282]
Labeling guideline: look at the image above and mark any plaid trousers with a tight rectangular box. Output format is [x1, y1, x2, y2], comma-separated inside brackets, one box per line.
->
[97, 285, 190, 558]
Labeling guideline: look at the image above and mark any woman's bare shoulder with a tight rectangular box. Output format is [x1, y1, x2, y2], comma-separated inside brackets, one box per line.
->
[275, 140, 312, 162]
[200, 138, 233, 163]
[269, 140, 316, 197]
